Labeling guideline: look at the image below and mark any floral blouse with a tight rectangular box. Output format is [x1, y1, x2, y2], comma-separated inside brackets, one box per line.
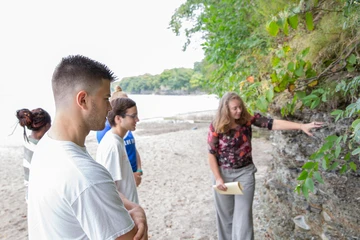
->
[207, 113, 273, 169]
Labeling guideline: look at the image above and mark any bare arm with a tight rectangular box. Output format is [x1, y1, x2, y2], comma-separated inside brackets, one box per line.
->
[208, 153, 227, 191]
[136, 150, 142, 170]
[133, 150, 142, 186]
[118, 192, 148, 240]
[115, 227, 137, 240]
[272, 119, 323, 136]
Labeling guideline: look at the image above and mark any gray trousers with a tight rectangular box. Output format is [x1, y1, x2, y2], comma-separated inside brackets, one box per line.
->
[213, 164, 257, 240]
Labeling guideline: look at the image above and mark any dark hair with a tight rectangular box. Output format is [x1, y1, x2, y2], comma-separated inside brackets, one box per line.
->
[52, 55, 117, 103]
[16, 108, 51, 141]
[108, 98, 136, 127]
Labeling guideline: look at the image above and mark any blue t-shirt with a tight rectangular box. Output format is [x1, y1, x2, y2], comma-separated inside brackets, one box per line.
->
[96, 120, 138, 172]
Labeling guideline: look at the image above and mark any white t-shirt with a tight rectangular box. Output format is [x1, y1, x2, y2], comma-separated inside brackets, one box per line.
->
[96, 131, 139, 204]
[28, 134, 134, 240]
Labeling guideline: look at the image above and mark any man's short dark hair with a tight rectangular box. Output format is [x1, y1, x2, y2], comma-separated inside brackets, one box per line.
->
[52, 55, 117, 103]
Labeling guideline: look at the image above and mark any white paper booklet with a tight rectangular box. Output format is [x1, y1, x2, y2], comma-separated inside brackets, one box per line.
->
[213, 181, 243, 195]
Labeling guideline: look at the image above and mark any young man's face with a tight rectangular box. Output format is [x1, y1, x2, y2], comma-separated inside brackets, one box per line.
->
[88, 79, 112, 131]
[121, 106, 139, 131]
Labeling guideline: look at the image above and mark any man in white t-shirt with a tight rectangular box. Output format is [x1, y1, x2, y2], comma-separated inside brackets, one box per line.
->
[96, 97, 139, 204]
[27, 55, 148, 240]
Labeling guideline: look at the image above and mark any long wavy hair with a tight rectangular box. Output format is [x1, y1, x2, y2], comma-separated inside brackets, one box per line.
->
[212, 92, 251, 133]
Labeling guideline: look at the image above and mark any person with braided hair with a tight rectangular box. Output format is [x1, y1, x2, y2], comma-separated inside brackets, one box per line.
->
[15, 108, 51, 202]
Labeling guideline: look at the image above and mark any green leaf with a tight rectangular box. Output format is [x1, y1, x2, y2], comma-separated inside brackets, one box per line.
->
[301, 47, 310, 58]
[283, 45, 291, 53]
[343, 134, 348, 144]
[310, 98, 320, 109]
[256, 96, 268, 113]
[309, 152, 324, 160]
[305, 178, 314, 192]
[314, 162, 319, 171]
[305, 12, 314, 31]
[347, 65, 355, 72]
[298, 59, 306, 68]
[349, 162, 357, 171]
[294, 184, 301, 194]
[305, 68, 317, 78]
[302, 184, 309, 199]
[295, 66, 304, 77]
[266, 87, 274, 102]
[325, 135, 338, 142]
[303, 94, 318, 101]
[281, 107, 286, 116]
[302, 162, 315, 169]
[287, 62, 295, 72]
[340, 165, 347, 174]
[351, 119, 360, 128]
[331, 109, 343, 116]
[288, 15, 299, 30]
[267, 21, 279, 36]
[335, 136, 343, 145]
[322, 158, 328, 170]
[344, 152, 351, 161]
[313, 171, 324, 184]
[272, 57, 281, 67]
[329, 162, 339, 170]
[351, 147, 360, 155]
[297, 170, 309, 180]
[347, 54, 356, 65]
[296, 91, 307, 99]
[335, 145, 341, 158]
[283, 20, 289, 36]
[319, 141, 334, 152]
[321, 93, 327, 102]
[271, 72, 279, 83]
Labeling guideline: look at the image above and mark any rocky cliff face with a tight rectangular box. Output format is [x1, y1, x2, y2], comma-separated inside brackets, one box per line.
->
[260, 111, 360, 239]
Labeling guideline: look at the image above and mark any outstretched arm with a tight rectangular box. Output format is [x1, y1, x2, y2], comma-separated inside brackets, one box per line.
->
[272, 119, 323, 136]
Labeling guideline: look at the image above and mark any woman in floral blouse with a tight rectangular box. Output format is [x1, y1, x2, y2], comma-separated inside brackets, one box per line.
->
[207, 92, 323, 240]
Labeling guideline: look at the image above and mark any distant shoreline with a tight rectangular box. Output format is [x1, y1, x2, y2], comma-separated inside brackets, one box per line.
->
[140, 109, 216, 122]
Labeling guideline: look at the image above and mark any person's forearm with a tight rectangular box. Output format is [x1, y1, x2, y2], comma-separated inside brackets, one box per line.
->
[136, 150, 142, 170]
[208, 153, 221, 180]
[118, 192, 138, 210]
[271, 119, 302, 131]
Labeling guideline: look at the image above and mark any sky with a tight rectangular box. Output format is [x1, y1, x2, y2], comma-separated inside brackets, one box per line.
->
[0, 0, 204, 137]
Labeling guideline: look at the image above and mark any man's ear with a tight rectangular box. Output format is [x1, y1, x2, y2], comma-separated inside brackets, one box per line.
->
[114, 115, 122, 125]
[76, 91, 88, 110]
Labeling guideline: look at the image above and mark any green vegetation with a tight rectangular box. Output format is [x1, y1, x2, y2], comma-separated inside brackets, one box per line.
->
[112, 67, 206, 94]
[170, 0, 360, 199]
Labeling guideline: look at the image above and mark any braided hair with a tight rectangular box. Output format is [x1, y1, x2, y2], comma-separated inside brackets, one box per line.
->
[16, 108, 51, 142]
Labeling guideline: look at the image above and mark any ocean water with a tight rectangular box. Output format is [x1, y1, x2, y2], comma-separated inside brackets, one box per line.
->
[128, 94, 219, 120]
[1, 94, 219, 146]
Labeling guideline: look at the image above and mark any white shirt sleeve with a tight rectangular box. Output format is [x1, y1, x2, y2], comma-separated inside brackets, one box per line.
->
[97, 142, 123, 182]
[71, 182, 135, 240]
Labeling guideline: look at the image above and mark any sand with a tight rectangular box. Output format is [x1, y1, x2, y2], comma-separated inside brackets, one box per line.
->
[0, 114, 273, 240]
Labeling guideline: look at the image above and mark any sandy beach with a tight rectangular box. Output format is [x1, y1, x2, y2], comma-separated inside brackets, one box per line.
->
[0, 113, 273, 240]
